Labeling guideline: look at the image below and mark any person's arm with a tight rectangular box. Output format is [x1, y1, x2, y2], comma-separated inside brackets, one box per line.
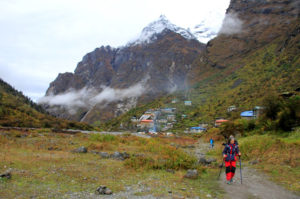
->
[223, 146, 228, 158]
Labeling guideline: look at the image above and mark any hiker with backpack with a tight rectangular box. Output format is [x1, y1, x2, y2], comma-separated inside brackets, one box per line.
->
[223, 136, 241, 184]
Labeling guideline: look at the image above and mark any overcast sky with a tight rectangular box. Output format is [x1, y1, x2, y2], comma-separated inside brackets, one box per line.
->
[0, 0, 230, 101]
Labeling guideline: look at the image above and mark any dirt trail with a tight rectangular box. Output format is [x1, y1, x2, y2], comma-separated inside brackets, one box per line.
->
[219, 166, 299, 199]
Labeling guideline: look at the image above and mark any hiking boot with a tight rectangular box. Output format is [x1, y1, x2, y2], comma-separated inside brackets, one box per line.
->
[226, 180, 231, 185]
[230, 179, 233, 183]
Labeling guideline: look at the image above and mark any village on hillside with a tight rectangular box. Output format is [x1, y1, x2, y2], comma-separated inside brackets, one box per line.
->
[130, 99, 265, 136]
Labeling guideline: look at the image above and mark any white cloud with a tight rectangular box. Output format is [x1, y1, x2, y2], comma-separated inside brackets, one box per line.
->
[0, 0, 230, 101]
[218, 13, 243, 35]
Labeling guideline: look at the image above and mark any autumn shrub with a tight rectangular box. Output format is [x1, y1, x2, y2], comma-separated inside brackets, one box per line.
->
[125, 139, 196, 170]
[239, 133, 300, 168]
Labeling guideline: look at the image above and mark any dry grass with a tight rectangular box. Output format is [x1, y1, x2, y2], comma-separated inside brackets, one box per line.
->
[0, 129, 223, 198]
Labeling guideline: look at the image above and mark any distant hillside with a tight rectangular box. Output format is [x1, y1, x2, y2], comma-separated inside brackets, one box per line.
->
[0, 78, 92, 130]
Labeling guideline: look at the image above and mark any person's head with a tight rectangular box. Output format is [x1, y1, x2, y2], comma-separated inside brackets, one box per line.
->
[230, 137, 235, 144]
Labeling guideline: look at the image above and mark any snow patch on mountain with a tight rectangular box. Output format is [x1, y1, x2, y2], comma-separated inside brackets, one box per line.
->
[128, 15, 197, 45]
[191, 21, 218, 43]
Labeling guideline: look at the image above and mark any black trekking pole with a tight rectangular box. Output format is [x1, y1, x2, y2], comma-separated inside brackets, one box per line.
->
[217, 159, 224, 180]
[239, 156, 243, 184]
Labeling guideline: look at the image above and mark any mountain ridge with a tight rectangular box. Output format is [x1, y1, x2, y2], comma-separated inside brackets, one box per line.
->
[41, 21, 205, 123]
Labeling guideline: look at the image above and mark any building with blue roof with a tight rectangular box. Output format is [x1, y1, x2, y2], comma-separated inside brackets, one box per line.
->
[184, 101, 192, 106]
[190, 126, 206, 133]
[240, 110, 255, 119]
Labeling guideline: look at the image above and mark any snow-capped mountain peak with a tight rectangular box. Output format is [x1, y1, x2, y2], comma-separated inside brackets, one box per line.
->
[129, 15, 197, 45]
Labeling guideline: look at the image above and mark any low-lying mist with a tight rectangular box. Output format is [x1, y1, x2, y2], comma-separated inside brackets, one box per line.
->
[38, 83, 145, 114]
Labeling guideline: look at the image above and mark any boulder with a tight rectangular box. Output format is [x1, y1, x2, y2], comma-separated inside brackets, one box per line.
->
[206, 158, 217, 164]
[198, 157, 217, 165]
[0, 169, 12, 179]
[95, 186, 112, 195]
[72, 146, 88, 153]
[198, 157, 207, 165]
[184, 169, 198, 179]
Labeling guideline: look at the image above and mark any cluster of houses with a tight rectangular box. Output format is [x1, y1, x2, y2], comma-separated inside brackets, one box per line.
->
[131, 98, 194, 134]
[131, 98, 264, 134]
[131, 108, 177, 134]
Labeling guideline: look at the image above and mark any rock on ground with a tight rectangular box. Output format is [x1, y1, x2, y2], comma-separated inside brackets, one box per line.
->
[184, 169, 198, 179]
[73, 146, 88, 153]
[110, 152, 130, 160]
[99, 152, 110, 159]
[0, 169, 12, 179]
[95, 186, 112, 195]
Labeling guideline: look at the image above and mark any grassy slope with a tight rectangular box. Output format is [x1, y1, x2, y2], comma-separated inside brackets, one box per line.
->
[0, 130, 223, 198]
[0, 78, 92, 130]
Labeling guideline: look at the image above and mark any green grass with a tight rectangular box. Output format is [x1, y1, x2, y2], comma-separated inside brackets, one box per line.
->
[89, 133, 117, 142]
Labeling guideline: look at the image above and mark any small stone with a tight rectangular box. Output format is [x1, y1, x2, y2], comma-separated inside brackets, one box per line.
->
[72, 146, 88, 153]
[0, 169, 12, 179]
[90, 150, 99, 154]
[184, 169, 198, 179]
[206, 193, 212, 198]
[99, 152, 110, 158]
[110, 151, 130, 160]
[166, 169, 175, 174]
[95, 186, 113, 195]
[249, 159, 259, 165]
[48, 147, 54, 151]
[168, 190, 172, 193]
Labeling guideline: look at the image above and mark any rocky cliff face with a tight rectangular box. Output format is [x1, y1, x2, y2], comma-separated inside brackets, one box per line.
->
[42, 16, 205, 123]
